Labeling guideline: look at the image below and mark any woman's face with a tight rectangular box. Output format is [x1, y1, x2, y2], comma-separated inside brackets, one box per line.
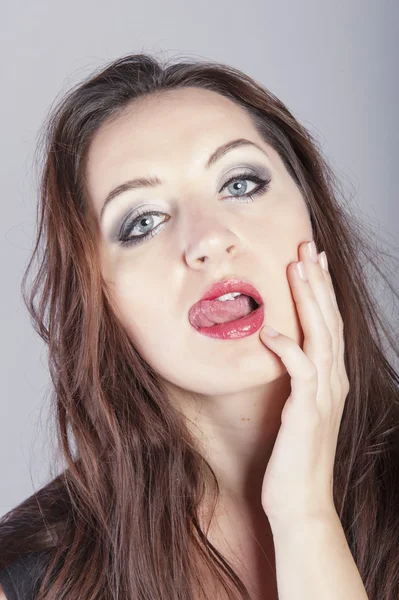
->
[86, 87, 313, 399]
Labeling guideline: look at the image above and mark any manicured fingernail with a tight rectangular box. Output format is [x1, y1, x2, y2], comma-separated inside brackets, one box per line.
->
[297, 261, 308, 281]
[319, 251, 329, 272]
[261, 325, 280, 337]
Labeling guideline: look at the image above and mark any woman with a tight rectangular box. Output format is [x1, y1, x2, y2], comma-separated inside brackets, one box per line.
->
[0, 53, 398, 600]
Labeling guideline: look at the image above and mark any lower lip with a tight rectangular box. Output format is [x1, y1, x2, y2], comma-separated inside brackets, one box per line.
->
[191, 304, 265, 340]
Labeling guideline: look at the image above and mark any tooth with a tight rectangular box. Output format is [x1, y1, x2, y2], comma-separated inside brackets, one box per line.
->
[216, 292, 242, 301]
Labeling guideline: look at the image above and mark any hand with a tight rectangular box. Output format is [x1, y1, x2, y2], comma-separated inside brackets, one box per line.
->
[259, 240, 350, 527]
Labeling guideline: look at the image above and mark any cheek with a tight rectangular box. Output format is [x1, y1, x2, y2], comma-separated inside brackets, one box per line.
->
[273, 282, 304, 348]
[107, 268, 179, 360]
[258, 203, 311, 346]
[248, 187, 312, 250]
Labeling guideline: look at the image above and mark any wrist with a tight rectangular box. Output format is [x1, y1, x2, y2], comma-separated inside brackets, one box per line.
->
[268, 508, 341, 540]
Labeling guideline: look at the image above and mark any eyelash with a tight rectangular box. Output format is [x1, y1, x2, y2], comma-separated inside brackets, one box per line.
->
[118, 171, 271, 247]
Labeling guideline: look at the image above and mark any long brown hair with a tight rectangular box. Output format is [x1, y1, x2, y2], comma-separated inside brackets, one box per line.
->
[1, 52, 399, 600]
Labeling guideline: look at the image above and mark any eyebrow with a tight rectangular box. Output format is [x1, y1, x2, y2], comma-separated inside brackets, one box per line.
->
[99, 137, 269, 222]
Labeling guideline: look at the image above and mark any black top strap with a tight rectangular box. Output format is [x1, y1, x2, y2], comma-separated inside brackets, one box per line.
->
[0, 550, 52, 600]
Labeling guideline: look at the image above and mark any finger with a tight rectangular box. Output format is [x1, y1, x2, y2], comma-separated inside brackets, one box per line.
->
[298, 243, 341, 406]
[315, 253, 349, 443]
[317, 251, 349, 399]
[317, 253, 341, 374]
[285, 257, 333, 409]
[259, 326, 320, 428]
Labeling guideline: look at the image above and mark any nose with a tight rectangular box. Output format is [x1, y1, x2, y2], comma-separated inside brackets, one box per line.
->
[184, 216, 243, 268]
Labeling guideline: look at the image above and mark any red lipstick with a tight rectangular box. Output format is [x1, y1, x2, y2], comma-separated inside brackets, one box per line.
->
[189, 278, 265, 340]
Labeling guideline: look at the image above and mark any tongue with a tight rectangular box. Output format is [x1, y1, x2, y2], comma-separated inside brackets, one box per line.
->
[189, 294, 256, 328]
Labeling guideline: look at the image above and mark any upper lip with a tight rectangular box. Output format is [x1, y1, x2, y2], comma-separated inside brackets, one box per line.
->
[193, 277, 264, 307]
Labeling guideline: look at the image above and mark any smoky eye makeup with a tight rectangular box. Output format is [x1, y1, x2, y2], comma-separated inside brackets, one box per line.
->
[106, 161, 273, 243]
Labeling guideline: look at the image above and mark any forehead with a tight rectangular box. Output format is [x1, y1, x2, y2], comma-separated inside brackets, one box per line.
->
[85, 87, 269, 210]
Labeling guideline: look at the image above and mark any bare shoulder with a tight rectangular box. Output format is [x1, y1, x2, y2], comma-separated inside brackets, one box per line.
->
[0, 583, 8, 600]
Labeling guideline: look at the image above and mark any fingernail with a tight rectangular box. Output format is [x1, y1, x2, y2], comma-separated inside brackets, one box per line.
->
[319, 251, 329, 272]
[297, 261, 308, 281]
[307, 240, 318, 263]
[261, 325, 280, 337]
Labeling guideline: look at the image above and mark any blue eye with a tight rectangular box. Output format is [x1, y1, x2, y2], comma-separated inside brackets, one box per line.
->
[118, 171, 271, 247]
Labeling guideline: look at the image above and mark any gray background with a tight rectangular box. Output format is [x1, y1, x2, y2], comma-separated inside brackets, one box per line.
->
[1, 0, 398, 517]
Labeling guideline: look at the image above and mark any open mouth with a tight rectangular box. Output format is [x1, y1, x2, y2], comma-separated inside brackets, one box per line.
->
[189, 292, 262, 329]
[247, 295, 261, 311]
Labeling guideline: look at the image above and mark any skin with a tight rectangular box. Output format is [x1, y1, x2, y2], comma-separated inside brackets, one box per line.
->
[85, 86, 315, 595]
